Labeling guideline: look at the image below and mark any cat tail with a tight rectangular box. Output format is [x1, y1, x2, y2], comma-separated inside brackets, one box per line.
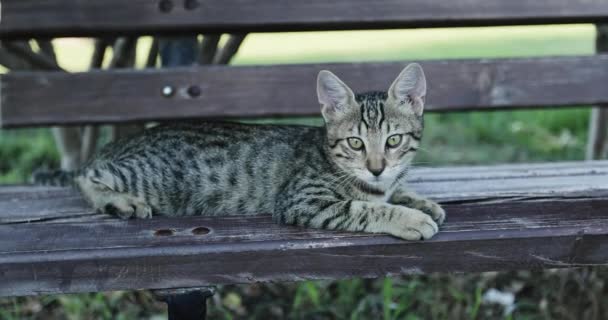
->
[31, 168, 81, 187]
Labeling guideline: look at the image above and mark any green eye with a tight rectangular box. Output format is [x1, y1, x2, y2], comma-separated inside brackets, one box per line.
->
[347, 137, 364, 150]
[386, 134, 403, 148]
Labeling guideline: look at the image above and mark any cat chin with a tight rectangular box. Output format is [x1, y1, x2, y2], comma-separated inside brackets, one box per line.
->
[359, 177, 393, 191]
[351, 170, 395, 191]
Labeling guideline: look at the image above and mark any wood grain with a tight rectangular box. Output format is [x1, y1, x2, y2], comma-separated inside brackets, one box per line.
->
[2, 0, 608, 39]
[3, 161, 608, 224]
[3, 55, 608, 127]
[1, 161, 608, 297]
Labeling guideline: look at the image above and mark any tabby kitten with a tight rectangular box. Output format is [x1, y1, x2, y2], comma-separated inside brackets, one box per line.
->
[42, 63, 445, 240]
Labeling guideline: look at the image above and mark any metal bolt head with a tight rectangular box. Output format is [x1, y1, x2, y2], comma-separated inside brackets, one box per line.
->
[159, 0, 173, 13]
[184, 0, 200, 10]
[161, 86, 175, 97]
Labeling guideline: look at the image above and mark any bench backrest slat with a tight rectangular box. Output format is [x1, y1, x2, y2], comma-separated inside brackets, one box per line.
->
[2, 55, 607, 127]
[2, 0, 608, 39]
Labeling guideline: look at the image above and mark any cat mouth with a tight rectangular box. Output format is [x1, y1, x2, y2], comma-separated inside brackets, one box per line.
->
[362, 174, 387, 185]
[355, 179, 387, 195]
[356, 174, 388, 186]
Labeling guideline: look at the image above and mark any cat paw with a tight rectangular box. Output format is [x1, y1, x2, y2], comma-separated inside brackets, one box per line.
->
[134, 203, 153, 219]
[392, 210, 438, 240]
[100, 200, 152, 220]
[420, 201, 446, 226]
[101, 203, 134, 220]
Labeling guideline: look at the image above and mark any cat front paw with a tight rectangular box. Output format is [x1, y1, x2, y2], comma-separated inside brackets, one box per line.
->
[420, 201, 446, 226]
[390, 209, 438, 240]
[99, 199, 152, 220]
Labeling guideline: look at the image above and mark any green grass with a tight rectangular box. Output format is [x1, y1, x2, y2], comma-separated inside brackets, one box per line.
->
[233, 25, 594, 64]
[49, 25, 595, 72]
[0, 24, 604, 319]
[200, 269, 608, 319]
[0, 129, 59, 183]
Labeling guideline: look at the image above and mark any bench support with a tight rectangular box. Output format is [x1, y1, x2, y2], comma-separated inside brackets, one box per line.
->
[154, 287, 215, 320]
[588, 24, 608, 160]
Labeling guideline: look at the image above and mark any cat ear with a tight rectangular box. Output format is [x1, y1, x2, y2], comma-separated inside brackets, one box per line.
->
[317, 70, 356, 121]
[388, 63, 427, 116]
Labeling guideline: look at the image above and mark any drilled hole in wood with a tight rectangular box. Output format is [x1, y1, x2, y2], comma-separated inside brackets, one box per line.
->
[154, 229, 175, 236]
[192, 227, 210, 235]
[187, 85, 202, 98]
[159, 0, 173, 13]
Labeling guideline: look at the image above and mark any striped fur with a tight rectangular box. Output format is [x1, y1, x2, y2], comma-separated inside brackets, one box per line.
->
[53, 65, 445, 240]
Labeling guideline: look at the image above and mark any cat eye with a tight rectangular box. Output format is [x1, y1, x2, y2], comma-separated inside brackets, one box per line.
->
[386, 134, 403, 148]
[347, 137, 364, 150]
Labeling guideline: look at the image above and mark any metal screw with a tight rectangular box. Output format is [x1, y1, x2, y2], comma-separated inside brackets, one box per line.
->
[187, 85, 202, 98]
[184, 0, 200, 10]
[162, 86, 175, 97]
[159, 0, 173, 13]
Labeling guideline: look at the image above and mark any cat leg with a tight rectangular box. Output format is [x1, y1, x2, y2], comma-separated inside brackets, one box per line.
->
[275, 192, 438, 240]
[76, 168, 153, 219]
[389, 188, 445, 225]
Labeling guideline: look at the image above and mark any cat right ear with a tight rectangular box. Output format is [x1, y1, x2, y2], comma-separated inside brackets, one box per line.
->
[317, 70, 356, 121]
[388, 63, 427, 116]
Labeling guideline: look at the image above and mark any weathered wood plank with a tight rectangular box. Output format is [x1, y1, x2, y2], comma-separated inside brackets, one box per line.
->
[1, 161, 607, 224]
[3, 56, 608, 127]
[1, 196, 607, 297]
[2, 196, 608, 254]
[1, 161, 608, 297]
[2, 0, 608, 39]
[2, 161, 608, 224]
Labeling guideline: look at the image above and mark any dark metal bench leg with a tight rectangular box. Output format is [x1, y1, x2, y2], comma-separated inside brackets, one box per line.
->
[154, 287, 215, 320]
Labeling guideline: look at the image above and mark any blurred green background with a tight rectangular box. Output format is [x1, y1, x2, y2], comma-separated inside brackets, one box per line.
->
[1, 25, 606, 319]
[0, 25, 594, 183]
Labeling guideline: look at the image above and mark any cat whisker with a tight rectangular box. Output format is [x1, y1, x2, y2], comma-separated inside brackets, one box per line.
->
[334, 174, 356, 190]
[414, 147, 451, 156]
[329, 171, 358, 191]
[326, 172, 353, 190]
[410, 161, 435, 166]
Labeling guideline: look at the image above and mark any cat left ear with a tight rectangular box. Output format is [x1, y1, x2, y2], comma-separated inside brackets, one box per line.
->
[388, 63, 427, 116]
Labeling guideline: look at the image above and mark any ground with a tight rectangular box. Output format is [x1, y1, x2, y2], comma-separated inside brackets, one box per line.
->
[1, 25, 606, 319]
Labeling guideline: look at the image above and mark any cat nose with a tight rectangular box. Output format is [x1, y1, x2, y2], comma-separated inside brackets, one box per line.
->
[368, 166, 385, 177]
[367, 158, 386, 177]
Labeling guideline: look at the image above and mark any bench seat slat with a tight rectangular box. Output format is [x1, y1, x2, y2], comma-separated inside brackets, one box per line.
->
[2, 160, 608, 224]
[3, 55, 608, 128]
[1, 161, 608, 297]
[2, 0, 608, 38]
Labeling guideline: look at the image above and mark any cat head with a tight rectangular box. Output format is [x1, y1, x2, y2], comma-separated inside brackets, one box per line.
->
[317, 63, 426, 190]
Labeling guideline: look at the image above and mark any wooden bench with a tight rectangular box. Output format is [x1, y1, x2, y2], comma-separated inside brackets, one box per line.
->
[3, 161, 608, 298]
[2, 1, 608, 318]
